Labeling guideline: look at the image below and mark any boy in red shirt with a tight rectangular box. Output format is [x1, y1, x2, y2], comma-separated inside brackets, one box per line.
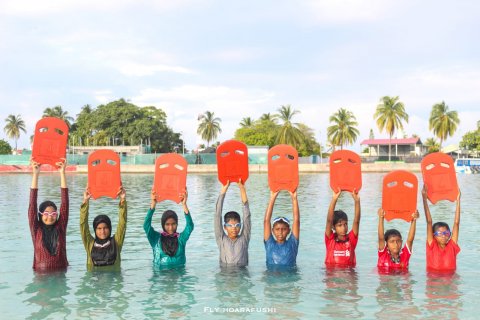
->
[324, 189, 360, 268]
[377, 208, 419, 271]
[422, 186, 461, 272]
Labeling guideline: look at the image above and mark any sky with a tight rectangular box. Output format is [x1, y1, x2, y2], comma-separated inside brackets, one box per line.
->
[1, 0, 479, 152]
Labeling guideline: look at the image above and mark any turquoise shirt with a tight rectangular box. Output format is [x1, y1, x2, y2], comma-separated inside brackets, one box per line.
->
[144, 208, 194, 268]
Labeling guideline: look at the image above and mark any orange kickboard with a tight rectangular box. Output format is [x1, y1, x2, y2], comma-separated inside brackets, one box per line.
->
[382, 170, 418, 222]
[216, 140, 249, 184]
[31, 117, 69, 167]
[421, 152, 459, 204]
[268, 144, 299, 192]
[154, 153, 188, 203]
[88, 150, 121, 199]
[329, 150, 362, 192]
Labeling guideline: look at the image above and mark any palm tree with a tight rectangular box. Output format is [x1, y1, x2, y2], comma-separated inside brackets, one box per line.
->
[429, 101, 460, 148]
[197, 111, 222, 147]
[4, 114, 27, 151]
[43, 105, 74, 127]
[260, 112, 278, 124]
[275, 104, 304, 148]
[425, 137, 440, 154]
[239, 117, 254, 128]
[374, 96, 409, 161]
[326, 108, 360, 150]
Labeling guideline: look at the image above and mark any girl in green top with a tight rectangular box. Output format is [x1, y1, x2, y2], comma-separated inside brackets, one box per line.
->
[80, 186, 127, 271]
[144, 188, 193, 268]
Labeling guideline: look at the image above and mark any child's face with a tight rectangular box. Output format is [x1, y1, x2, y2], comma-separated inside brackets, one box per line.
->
[333, 219, 348, 237]
[224, 219, 241, 240]
[40, 206, 57, 226]
[272, 222, 290, 243]
[434, 226, 451, 246]
[95, 222, 111, 240]
[163, 218, 178, 235]
[386, 235, 402, 255]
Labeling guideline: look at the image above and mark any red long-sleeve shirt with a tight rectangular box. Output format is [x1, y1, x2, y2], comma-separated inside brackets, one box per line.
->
[28, 188, 69, 270]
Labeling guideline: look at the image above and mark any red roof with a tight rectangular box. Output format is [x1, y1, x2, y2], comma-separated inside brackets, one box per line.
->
[360, 138, 421, 145]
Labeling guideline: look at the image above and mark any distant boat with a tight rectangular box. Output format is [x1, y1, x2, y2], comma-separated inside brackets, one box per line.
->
[454, 158, 480, 174]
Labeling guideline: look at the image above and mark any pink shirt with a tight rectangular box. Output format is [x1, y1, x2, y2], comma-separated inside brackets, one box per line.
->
[324, 231, 358, 267]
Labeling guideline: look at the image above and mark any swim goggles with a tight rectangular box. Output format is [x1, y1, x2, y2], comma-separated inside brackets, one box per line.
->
[39, 211, 58, 217]
[272, 216, 290, 225]
[224, 223, 242, 228]
[434, 230, 451, 237]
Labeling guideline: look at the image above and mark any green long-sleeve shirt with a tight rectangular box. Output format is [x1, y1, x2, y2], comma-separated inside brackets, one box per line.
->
[80, 200, 127, 271]
[144, 208, 194, 268]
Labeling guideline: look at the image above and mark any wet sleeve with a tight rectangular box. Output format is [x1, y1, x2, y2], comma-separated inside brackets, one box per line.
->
[179, 212, 194, 244]
[28, 188, 39, 241]
[241, 201, 251, 243]
[80, 202, 94, 252]
[114, 200, 127, 250]
[215, 193, 225, 245]
[58, 188, 69, 231]
[143, 208, 160, 248]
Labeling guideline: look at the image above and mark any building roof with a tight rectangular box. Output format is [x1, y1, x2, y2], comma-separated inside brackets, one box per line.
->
[360, 137, 422, 145]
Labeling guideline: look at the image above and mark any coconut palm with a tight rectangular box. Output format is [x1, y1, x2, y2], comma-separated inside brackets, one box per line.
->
[429, 101, 460, 148]
[326, 108, 360, 150]
[197, 111, 222, 147]
[4, 114, 27, 151]
[260, 112, 278, 124]
[374, 96, 409, 161]
[43, 105, 74, 127]
[275, 104, 304, 148]
[425, 137, 440, 154]
[240, 117, 254, 128]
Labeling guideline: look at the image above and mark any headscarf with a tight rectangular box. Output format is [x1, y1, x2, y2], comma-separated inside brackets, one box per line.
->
[91, 215, 117, 266]
[38, 201, 59, 256]
[161, 210, 179, 257]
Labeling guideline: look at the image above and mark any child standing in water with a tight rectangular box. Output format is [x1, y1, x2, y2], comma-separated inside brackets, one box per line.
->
[324, 189, 360, 268]
[377, 208, 419, 271]
[29, 159, 69, 270]
[422, 185, 461, 272]
[215, 180, 251, 267]
[263, 189, 300, 268]
[80, 186, 127, 270]
[144, 189, 193, 268]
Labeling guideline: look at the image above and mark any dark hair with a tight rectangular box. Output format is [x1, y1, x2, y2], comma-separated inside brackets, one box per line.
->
[432, 221, 450, 233]
[93, 215, 112, 230]
[333, 210, 348, 225]
[39, 200, 57, 213]
[224, 211, 241, 223]
[161, 210, 178, 230]
[384, 229, 402, 242]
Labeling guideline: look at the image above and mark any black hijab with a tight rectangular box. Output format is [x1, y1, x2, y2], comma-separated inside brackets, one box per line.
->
[91, 215, 117, 266]
[161, 210, 179, 257]
[39, 201, 58, 256]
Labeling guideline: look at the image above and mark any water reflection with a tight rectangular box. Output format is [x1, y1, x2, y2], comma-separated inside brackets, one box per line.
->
[262, 267, 302, 319]
[23, 271, 71, 320]
[424, 272, 462, 318]
[319, 268, 363, 318]
[142, 268, 197, 318]
[75, 271, 129, 319]
[374, 271, 420, 318]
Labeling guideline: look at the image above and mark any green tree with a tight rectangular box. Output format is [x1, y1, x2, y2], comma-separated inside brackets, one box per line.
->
[297, 123, 321, 156]
[43, 105, 74, 127]
[234, 120, 278, 147]
[275, 104, 304, 148]
[326, 108, 359, 150]
[374, 96, 409, 161]
[0, 139, 12, 154]
[260, 113, 278, 124]
[197, 111, 222, 147]
[369, 129, 374, 140]
[4, 114, 27, 151]
[459, 124, 480, 153]
[240, 117, 254, 128]
[429, 101, 460, 148]
[424, 137, 440, 154]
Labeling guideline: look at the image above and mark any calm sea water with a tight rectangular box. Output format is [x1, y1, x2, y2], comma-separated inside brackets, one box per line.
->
[0, 172, 479, 319]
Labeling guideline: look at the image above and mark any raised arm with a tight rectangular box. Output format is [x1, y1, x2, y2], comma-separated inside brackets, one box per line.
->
[144, 189, 160, 248]
[31, 160, 40, 189]
[377, 208, 385, 250]
[114, 187, 127, 249]
[80, 187, 94, 251]
[422, 185, 433, 245]
[238, 180, 251, 241]
[351, 189, 361, 236]
[406, 210, 419, 250]
[28, 161, 41, 236]
[214, 181, 230, 244]
[179, 190, 194, 242]
[451, 189, 461, 244]
[325, 189, 341, 237]
[291, 189, 300, 240]
[57, 159, 69, 228]
[264, 190, 279, 241]
[57, 158, 67, 189]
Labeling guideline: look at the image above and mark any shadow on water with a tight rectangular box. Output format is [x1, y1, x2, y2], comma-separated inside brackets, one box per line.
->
[142, 267, 198, 319]
[22, 271, 71, 320]
[319, 268, 363, 319]
[74, 271, 130, 319]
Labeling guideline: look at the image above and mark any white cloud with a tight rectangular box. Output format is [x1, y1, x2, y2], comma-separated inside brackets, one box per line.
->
[117, 62, 194, 77]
